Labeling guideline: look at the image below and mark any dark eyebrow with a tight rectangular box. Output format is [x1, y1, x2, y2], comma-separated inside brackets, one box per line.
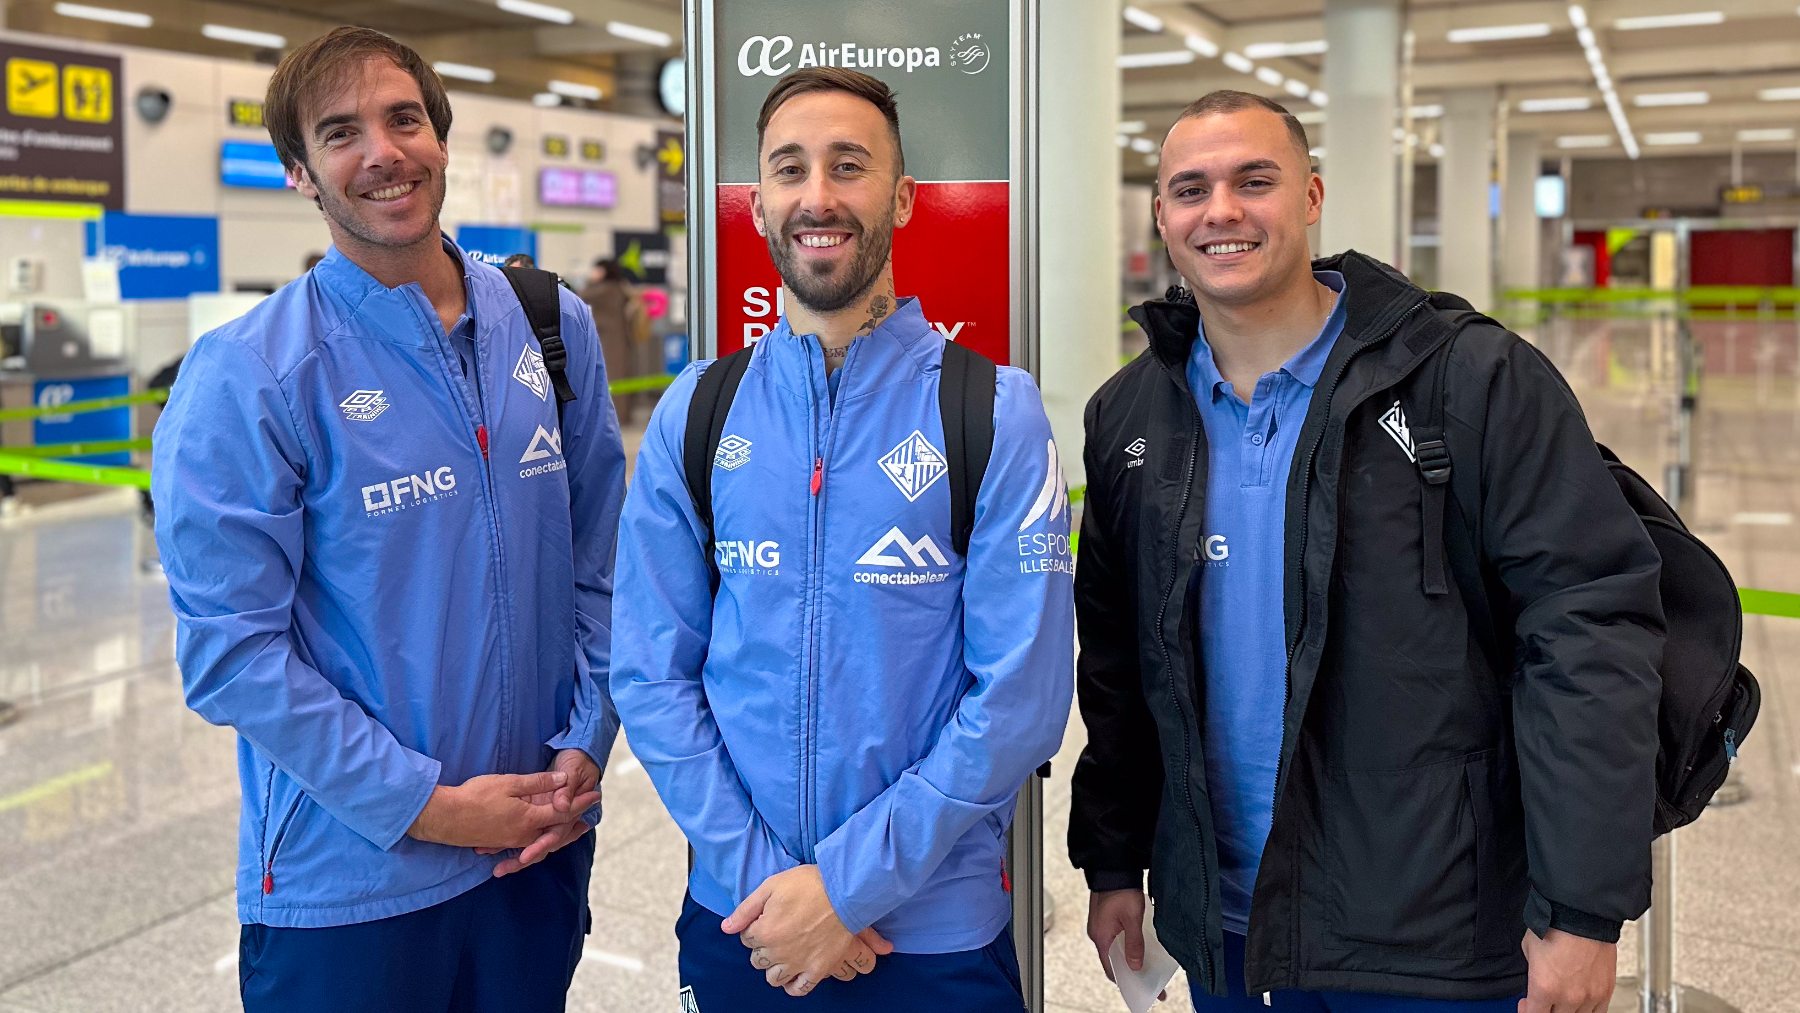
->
[312, 100, 426, 141]
[1165, 159, 1285, 189]
[764, 140, 875, 164]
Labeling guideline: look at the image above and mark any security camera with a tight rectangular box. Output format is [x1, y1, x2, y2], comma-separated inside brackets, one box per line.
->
[135, 86, 172, 124]
[486, 126, 514, 156]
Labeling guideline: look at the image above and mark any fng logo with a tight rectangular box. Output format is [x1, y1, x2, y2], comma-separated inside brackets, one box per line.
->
[716, 539, 781, 575]
[1203, 535, 1229, 562]
[362, 466, 458, 516]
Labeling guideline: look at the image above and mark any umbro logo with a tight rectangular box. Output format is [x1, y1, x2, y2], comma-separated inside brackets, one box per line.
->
[878, 430, 948, 502]
[715, 434, 752, 471]
[1124, 437, 1147, 468]
[1379, 400, 1416, 462]
[514, 345, 549, 401]
[339, 389, 389, 422]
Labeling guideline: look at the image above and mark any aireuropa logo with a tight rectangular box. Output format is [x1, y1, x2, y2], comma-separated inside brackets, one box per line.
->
[716, 539, 781, 576]
[362, 466, 458, 516]
[855, 527, 951, 585]
[736, 34, 953, 78]
[339, 389, 389, 423]
[949, 33, 989, 74]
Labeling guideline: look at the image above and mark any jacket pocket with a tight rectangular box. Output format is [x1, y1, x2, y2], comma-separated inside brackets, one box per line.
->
[1324, 752, 1486, 957]
[258, 774, 306, 897]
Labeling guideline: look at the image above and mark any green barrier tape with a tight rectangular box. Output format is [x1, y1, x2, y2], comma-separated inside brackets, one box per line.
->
[0, 451, 150, 489]
[0, 389, 168, 422]
[0, 438, 152, 458]
[1740, 588, 1800, 619]
[608, 374, 676, 395]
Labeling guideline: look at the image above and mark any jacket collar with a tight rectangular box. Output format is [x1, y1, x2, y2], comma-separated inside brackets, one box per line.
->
[309, 235, 489, 347]
[754, 296, 941, 402]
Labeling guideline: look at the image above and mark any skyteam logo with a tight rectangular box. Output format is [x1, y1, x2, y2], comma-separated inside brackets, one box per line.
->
[949, 33, 989, 74]
[339, 390, 389, 422]
[514, 345, 549, 401]
[1379, 400, 1416, 462]
[855, 527, 951, 585]
[715, 434, 753, 472]
[1018, 439, 1074, 576]
[878, 430, 948, 502]
[361, 466, 458, 516]
[519, 425, 567, 478]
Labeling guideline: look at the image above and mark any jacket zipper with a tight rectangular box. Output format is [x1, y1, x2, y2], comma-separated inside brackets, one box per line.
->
[1149, 352, 1216, 987]
[800, 343, 854, 855]
[261, 794, 304, 894]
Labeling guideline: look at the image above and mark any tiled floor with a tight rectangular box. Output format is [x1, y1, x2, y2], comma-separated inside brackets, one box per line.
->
[1, 316, 1796, 1012]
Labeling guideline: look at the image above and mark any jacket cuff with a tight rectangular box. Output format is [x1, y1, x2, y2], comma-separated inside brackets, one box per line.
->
[1525, 887, 1623, 943]
[1084, 868, 1145, 893]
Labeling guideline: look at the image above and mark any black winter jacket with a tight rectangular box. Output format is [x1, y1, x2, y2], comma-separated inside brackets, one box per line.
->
[1068, 251, 1665, 1000]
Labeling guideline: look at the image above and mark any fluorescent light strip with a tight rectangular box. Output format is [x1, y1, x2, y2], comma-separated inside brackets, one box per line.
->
[1738, 128, 1796, 142]
[1568, 4, 1637, 159]
[1632, 91, 1708, 107]
[606, 20, 672, 47]
[1284, 79, 1311, 98]
[1295, 110, 1326, 125]
[1759, 87, 1800, 101]
[1116, 134, 1131, 148]
[1122, 6, 1165, 32]
[1184, 33, 1219, 57]
[52, 2, 150, 27]
[1309, 90, 1329, 106]
[1614, 11, 1723, 30]
[1557, 135, 1614, 148]
[1255, 66, 1285, 87]
[1222, 51, 1254, 74]
[1117, 50, 1196, 69]
[1519, 96, 1592, 112]
[1118, 120, 1147, 134]
[548, 79, 601, 100]
[1568, 4, 1589, 28]
[1429, 143, 1446, 159]
[1409, 104, 1445, 118]
[1243, 39, 1327, 59]
[1645, 131, 1702, 145]
[201, 23, 285, 47]
[533, 93, 561, 107]
[498, 0, 572, 24]
[1577, 26, 1597, 48]
[1130, 137, 1156, 154]
[1447, 23, 1551, 43]
[434, 62, 497, 83]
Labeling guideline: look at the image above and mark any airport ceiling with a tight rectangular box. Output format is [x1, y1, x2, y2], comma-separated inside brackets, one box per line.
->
[2, 0, 1797, 173]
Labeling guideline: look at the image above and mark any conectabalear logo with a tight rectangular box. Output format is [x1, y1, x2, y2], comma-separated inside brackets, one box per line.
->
[736, 31, 990, 78]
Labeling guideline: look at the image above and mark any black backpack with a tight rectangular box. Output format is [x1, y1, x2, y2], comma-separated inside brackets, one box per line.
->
[681, 340, 997, 579]
[1414, 299, 1761, 836]
[501, 266, 576, 425]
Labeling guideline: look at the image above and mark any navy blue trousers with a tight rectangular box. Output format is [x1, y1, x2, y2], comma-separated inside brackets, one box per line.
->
[675, 892, 1026, 1012]
[238, 833, 594, 1013]
[1191, 932, 1524, 1012]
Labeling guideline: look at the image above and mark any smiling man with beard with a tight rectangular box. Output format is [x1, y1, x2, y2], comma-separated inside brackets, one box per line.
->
[151, 27, 626, 1012]
[609, 68, 1073, 1010]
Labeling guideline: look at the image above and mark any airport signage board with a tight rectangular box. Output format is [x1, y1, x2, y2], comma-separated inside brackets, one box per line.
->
[1, 40, 125, 210]
[689, 0, 1025, 365]
[458, 224, 538, 267]
[83, 211, 220, 300]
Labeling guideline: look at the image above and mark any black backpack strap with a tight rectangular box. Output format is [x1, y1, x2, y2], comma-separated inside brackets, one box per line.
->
[683, 346, 755, 583]
[1413, 331, 1457, 597]
[502, 266, 576, 422]
[938, 341, 997, 557]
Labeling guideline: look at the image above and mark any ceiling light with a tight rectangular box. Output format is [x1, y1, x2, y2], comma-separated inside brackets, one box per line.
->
[1122, 6, 1164, 32]
[1255, 67, 1285, 87]
[548, 79, 601, 100]
[1222, 51, 1254, 74]
[1117, 50, 1196, 69]
[201, 24, 285, 47]
[1614, 11, 1723, 30]
[1577, 26, 1597, 48]
[1243, 39, 1327, 59]
[1633, 91, 1708, 107]
[532, 93, 561, 107]
[1758, 87, 1800, 101]
[1284, 79, 1311, 98]
[1447, 23, 1552, 43]
[434, 62, 496, 83]
[606, 20, 672, 46]
[1295, 110, 1326, 125]
[52, 2, 150, 27]
[1645, 131, 1702, 145]
[1184, 33, 1220, 57]
[498, 0, 572, 23]
[1738, 128, 1796, 142]
[1116, 134, 1131, 148]
[1309, 146, 1325, 158]
[1144, 153, 1160, 167]
[1519, 97, 1592, 112]
[1409, 104, 1445, 118]
[1568, 4, 1589, 28]
[1118, 120, 1147, 133]
[1310, 90, 1329, 106]
[1429, 143, 1446, 158]
[1130, 137, 1156, 154]
[1557, 135, 1613, 148]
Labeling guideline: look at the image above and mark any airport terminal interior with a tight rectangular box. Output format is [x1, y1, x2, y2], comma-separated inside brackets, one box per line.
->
[2, 0, 1799, 1010]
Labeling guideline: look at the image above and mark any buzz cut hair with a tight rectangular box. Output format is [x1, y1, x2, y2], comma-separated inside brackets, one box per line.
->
[756, 67, 906, 175]
[1176, 89, 1311, 165]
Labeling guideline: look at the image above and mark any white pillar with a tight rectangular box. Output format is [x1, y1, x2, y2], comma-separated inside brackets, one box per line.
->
[1036, 0, 1120, 488]
[1321, 0, 1402, 262]
[1438, 87, 1497, 310]
[1502, 133, 1543, 292]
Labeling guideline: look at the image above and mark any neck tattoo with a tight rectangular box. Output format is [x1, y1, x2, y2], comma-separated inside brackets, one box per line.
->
[823, 345, 849, 361]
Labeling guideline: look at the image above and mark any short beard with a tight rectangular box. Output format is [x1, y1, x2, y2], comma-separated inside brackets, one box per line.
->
[766, 209, 894, 314]
[315, 169, 447, 253]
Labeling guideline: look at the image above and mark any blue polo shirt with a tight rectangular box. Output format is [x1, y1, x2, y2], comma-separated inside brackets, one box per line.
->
[1186, 271, 1346, 936]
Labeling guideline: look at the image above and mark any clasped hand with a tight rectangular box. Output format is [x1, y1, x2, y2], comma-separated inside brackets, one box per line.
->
[721, 866, 894, 996]
[406, 749, 603, 877]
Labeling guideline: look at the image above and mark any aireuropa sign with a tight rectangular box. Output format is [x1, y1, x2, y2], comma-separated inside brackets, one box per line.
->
[689, 0, 1029, 368]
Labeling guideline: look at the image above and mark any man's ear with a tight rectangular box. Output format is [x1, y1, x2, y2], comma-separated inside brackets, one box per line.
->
[892, 175, 918, 229]
[290, 162, 318, 202]
[751, 188, 767, 237]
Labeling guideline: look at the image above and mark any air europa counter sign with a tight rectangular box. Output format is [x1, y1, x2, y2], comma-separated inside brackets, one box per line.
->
[693, 0, 1023, 366]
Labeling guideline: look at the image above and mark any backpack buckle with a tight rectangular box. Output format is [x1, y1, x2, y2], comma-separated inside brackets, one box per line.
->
[1415, 439, 1452, 485]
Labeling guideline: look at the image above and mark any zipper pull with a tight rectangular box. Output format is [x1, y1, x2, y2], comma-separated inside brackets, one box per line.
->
[476, 424, 489, 460]
[1000, 864, 1012, 894]
[810, 457, 823, 496]
[262, 867, 274, 894]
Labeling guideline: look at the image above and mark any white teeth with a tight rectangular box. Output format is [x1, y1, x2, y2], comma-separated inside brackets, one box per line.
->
[799, 234, 845, 248]
[365, 182, 416, 201]
[1204, 241, 1257, 255]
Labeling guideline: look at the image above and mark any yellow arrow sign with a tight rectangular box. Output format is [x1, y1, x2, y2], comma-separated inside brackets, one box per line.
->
[657, 137, 684, 176]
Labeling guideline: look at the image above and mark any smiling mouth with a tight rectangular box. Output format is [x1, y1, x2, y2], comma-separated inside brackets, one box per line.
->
[795, 232, 850, 249]
[1202, 241, 1259, 255]
[362, 181, 419, 202]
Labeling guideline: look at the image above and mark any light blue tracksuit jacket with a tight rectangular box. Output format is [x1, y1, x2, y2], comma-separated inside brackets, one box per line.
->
[152, 240, 625, 928]
[611, 298, 1074, 954]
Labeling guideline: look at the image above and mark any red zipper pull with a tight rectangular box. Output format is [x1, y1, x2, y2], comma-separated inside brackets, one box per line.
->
[476, 425, 489, 460]
[262, 868, 274, 894]
[810, 457, 823, 496]
[1001, 864, 1012, 894]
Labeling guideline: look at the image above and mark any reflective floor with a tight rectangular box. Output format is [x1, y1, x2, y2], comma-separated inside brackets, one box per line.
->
[0, 315, 1796, 1012]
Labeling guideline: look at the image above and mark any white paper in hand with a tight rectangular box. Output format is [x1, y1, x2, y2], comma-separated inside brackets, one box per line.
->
[1107, 902, 1180, 1013]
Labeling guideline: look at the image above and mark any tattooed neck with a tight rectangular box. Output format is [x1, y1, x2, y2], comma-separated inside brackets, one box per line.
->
[854, 278, 898, 338]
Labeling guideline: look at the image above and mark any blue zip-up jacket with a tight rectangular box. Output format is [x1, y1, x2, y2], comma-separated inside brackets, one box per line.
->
[152, 239, 626, 928]
[611, 298, 1074, 953]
